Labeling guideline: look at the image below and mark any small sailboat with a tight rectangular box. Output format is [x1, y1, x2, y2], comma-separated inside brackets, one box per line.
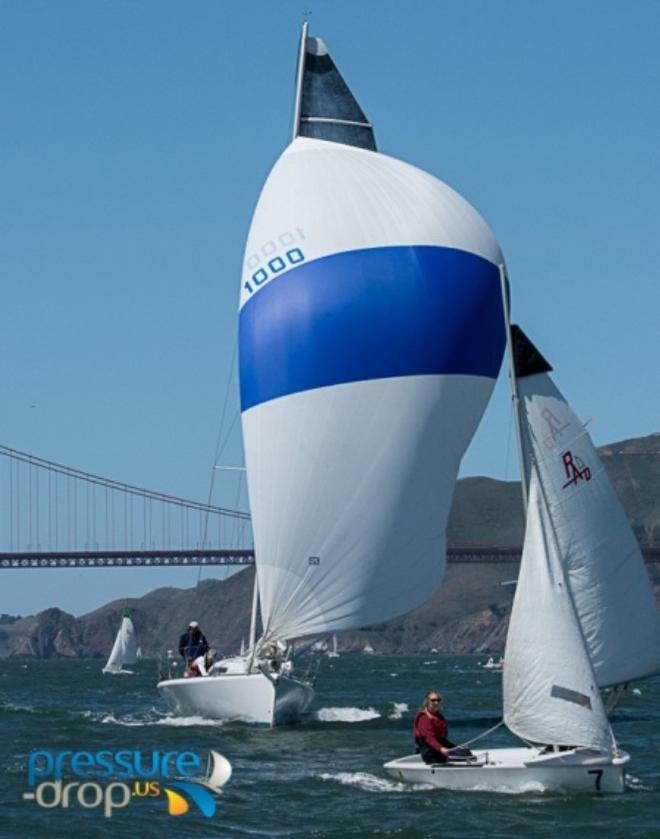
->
[385, 295, 660, 792]
[158, 23, 505, 724]
[102, 608, 139, 675]
[201, 749, 232, 793]
[326, 634, 340, 659]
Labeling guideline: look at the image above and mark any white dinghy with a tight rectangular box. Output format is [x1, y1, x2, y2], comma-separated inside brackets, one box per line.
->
[385, 306, 660, 793]
[103, 608, 139, 675]
[160, 24, 506, 725]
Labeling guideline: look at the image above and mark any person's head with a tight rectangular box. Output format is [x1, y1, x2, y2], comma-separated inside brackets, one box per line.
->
[188, 621, 200, 633]
[423, 690, 443, 712]
[205, 649, 215, 665]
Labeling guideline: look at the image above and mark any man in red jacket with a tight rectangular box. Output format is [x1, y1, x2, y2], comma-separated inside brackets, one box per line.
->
[413, 691, 457, 764]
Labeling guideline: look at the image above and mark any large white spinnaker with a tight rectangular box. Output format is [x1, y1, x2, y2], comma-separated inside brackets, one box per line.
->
[512, 327, 660, 687]
[239, 34, 506, 642]
[103, 610, 138, 674]
[503, 470, 612, 749]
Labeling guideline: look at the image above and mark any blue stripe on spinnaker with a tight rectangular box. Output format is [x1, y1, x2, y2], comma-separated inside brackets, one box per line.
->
[239, 245, 504, 412]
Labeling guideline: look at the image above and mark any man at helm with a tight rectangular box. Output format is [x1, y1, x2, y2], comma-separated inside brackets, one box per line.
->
[178, 620, 209, 665]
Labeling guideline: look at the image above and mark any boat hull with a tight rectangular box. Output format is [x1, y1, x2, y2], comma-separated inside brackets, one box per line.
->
[384, 747, 630, 794]
[157, 671, 314, 726]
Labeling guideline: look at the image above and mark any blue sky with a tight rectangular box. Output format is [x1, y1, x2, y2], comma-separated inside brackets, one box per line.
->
[2, 1, 659, 616]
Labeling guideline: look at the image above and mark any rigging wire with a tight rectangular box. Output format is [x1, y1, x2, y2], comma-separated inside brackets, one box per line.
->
[198, 342, 240, 585]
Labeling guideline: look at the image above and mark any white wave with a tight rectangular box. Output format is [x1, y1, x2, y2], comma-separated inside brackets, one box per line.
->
[154, 715, 224, 728]
[389, 673, 399, 678]
[314, 706, 381, 723]
[625, 773, 652, 792]
[632, 688, 642, 696]
[388, 702, 409, 720]
[87, 711, 222, 728]
[319, 771, 433, 793]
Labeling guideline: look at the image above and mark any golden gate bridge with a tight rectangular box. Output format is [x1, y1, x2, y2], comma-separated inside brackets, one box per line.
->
[1, 443, 657, 571]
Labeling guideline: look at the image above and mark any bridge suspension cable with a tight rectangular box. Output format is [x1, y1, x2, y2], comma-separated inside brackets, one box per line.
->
[0, 443, 252, 556]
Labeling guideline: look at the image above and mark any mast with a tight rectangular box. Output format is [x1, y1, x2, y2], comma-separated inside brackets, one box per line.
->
[248, 569, 259, 651]
[291, 21, 309, 141]
[499, 264, 528, 513]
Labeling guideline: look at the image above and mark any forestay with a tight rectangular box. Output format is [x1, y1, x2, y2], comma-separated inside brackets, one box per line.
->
[239, 34, 506, 642]
[503, 470, 612, 750]
[513, 328, 660, 687]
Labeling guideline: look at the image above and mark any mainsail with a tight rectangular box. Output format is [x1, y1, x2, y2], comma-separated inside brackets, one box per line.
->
[103, 609, 138, 674]
[239, 29, 506, 642]
[511, 327, 660, 687]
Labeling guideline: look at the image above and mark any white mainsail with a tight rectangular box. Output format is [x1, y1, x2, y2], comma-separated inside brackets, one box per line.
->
[513, 327, 660, 687]
[503, 470, 612, 749]
[103, 610, 138, 674]
[239, 33, 506, 643]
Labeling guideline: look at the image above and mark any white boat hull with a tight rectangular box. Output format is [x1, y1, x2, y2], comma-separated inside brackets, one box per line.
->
[384, 747, 630, 794]
[157, 671, 314, 726]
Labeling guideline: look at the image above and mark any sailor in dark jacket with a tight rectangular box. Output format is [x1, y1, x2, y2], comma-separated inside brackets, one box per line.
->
[178, 621, 209, 664]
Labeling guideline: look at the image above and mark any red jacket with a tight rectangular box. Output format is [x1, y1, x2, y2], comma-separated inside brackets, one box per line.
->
[414, 710, 450, 752]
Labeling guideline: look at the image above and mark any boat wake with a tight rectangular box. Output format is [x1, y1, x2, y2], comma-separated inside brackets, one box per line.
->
[318, 771, 433, 793]
[624, 773, 652, 792]
[81, 709, 223, 727]
[314, 707, 381, 723]
[388, 702, 409, 720]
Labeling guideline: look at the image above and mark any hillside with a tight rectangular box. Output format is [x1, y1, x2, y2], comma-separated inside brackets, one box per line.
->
[2, 432, 658, 658]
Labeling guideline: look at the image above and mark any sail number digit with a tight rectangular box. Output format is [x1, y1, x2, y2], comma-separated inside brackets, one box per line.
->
[244, 229, 306, 296]
[587, 769, 603, 791]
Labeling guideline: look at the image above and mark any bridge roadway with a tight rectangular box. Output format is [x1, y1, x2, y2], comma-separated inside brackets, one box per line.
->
[1, 543, 658, 569]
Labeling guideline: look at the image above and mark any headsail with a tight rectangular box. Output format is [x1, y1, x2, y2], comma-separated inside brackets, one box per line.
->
[240, 30, 506, 642]
[103, 609, 138, 673]
[512, 326, 660, 686]
[503, 469, 612, 749]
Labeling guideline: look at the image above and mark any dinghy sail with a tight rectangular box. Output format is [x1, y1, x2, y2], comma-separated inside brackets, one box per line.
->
[386, 318, 660, 792]
[510, 326, 660, 688]
[159, 23, 505, 724]
[103, 608, 138, 675]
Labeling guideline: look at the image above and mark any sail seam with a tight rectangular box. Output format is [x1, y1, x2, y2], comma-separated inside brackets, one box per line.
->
[301, 117, 373, 128]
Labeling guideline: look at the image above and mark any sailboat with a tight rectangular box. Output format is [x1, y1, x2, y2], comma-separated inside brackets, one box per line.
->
[157, 23, 505, 724]
[102, 608, 139, 675]
[385, 303, 660, 792]
[327, 634, 340, 659]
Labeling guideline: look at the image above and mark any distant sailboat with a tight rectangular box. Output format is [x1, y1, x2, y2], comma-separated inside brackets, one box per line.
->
[385, 303, 660, 792]
[481, 656, 503, 671]
[327, 634, 340, 659]
[103, 608, 139, 675]
[362, 643, 375, 656]
[158, 22, 505, 724]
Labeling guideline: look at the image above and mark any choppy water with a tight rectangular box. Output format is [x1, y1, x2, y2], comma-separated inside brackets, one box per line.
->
[1, 655, 658, 838]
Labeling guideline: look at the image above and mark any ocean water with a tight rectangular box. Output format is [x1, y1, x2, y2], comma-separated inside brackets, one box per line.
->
[1, 655, 658, 838]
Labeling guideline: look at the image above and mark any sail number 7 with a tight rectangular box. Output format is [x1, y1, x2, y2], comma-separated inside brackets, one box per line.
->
[587, 769, 603, 791]
[244, 229, 307, 296]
